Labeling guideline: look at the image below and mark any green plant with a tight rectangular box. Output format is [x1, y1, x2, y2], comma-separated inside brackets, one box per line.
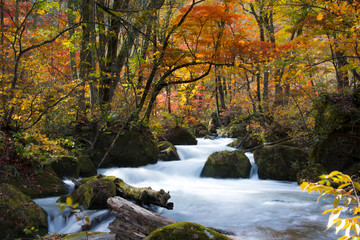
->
[301, 171, 360, 240]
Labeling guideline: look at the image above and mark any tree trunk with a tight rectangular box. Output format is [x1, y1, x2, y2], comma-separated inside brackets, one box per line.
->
[107, 196, 176, 240]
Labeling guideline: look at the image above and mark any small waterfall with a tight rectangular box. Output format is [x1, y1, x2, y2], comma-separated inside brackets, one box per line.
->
[245, 152, 259, 179]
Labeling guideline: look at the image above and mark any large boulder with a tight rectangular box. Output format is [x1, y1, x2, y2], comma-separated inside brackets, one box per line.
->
[159, 127, 197, 145]
[10, 165, 68, 198]
[64, 175, 117, 209]
[297, 163, 328, 184]
[62, 175, 172, 210]
[200, 150, 251, 179]
[50, 155, 80, 178]
[228, 123, 247, 138]
[254, 145, 308, 181]
[78, 155, 97, 177]
[0, 183, 48, 239]
[158, 141, 180, 161]
[310, 91, 360, 175]
[92, 130, 159, 168]
[144, 222, 231, 240]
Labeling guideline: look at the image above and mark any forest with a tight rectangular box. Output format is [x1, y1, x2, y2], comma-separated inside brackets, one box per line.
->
[1, 0, 360, 239]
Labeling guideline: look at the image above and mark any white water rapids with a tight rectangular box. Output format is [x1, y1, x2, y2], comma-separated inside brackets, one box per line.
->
[35, 138, 337, 239]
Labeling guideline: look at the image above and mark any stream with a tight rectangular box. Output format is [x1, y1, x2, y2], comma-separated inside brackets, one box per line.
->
[35, 138, 337, 240]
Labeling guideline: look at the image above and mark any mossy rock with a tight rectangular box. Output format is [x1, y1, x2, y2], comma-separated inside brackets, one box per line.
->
[159, 127, 197, 145]
[51, 155, 80, 178]
[158, 141, 180, 161]
[192, 123, 209, 137]
[78, 155, 97, 177]
[228, 124, 247, 138]
[227, 134, 262, 151]
[200, 150, 251, 179]
[54, 231, 116, 240]
[144, 222, 231, 240]
[254, 145, 308, 181]
[92, 130, 159, 168]
[0, 183, 48, 239]
[12, 165, 68, 198]
[297, 163, 328, 184]
[65, 176, 117, 209]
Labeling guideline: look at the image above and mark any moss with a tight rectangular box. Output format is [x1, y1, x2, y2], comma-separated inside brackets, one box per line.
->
[14, 165, 68, 198]
[61, 231, 115, 240]
[0, 183, 48, 239]
[67, 176, 117, 209]
[50, 155, 80, 178]
[158, 141, 180, 161]
[297, 163, 328, 184]
[78, 155, 97, 177]
[159, 127, 197, 145]
[92, 130, 159, 167]
[254, 145, 307, 181]
[201, 150, 251, 178]
[144, 222, 231, 240]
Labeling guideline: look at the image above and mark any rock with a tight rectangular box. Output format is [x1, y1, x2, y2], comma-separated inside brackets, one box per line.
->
[57, 231, 116, 240]
[50, 155, 80, 178]
[227, 134, 263, 151]
[78, 155, 97, 177]
[64, 176, 117, 209]
[92, 130, 159, 168]
[192, 123, 209, 137]
[62, 175, 172, 210]
[200, 150, 251, 179]
[159, 127, 197, 145]
[297, 163, 328, 184]
[208, 112, 221, 134]
[107, 196, 176, 240]
[144, 222, 231, 240]
[13, 165, 68, 198]
[254, 145, 308, 181]
[310, 91, 360, 174]
[158, 141, 180, 161]
[228, 124, 247, 138]
[0, 183, 48, 239]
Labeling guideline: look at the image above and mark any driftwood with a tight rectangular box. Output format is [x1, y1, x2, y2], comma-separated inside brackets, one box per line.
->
[107, 196, 176, 240]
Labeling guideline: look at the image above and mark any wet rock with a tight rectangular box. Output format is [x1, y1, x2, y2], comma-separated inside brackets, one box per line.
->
[159, 127, 197, 145]
[201, 150, 251, 179]
[144, 222, 231, 240]
[0, 183, 48, 239]
[158, 141, 180, 161]
[254, 145, 307, 181]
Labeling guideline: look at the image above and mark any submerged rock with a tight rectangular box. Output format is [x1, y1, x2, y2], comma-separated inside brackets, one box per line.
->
[0, 183, 48, 239]
[144, 222, 231, 240]
[254, 145, 307, 181]
[200, 150, 251, 179]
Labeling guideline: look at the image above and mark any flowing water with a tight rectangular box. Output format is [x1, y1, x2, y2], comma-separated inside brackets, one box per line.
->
[35, 138, 337, 239]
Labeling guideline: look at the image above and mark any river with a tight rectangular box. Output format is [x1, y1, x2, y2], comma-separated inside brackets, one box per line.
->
[35, 138, 337, 239]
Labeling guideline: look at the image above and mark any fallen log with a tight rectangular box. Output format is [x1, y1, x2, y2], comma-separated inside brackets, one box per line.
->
[107, 196, 176, 240]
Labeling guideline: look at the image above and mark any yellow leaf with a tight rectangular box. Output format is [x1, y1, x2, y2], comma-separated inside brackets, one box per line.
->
[72, 203, 79, 209]
[317, 13, 324, 21]
[334, 195, 342, 208]
[60, 204, 66, 213]
[66, 196, 73, 206]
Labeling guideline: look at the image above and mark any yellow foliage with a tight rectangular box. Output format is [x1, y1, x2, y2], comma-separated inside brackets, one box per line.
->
[302, 171, 360, 239]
